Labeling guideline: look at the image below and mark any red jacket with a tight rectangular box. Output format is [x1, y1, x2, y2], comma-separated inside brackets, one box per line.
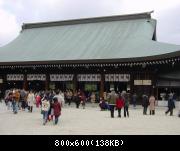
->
[116, 98, 124, 109]
[53, 102, 61, 117]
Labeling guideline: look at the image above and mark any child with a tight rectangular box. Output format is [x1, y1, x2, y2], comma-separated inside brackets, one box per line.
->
[41, 97, 50, 125]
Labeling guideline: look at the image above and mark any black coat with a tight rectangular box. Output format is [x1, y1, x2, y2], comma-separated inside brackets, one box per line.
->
[142, 96, 149, 107]
[73, 95, 80, 104]
[168, 99, 175, 109]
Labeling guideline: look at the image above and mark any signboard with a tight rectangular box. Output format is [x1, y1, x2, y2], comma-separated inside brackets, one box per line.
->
[0, 79, 3, 83]
[27, 74, 46, 81]
[105, 74, 130, 82]
[143, 80, 152, 85]
[85, 84, 97, 91]
[66, 83, 73, 89]
[49, 82, 55, 90]
[134, 80, 143, 85]
[134, 80, 152, 85]
[7, 74, 24, 81]
[77, 74, 101, 81]
[50, 74, 73, 81]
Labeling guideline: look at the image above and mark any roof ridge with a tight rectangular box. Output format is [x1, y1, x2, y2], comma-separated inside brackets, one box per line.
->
[22, 11, 153, 30]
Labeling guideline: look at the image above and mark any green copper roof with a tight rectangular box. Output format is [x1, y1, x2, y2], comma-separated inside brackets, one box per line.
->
[0, 12, 180, 64]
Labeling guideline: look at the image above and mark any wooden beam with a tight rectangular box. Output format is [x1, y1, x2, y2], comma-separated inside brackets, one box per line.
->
[100, 73, 105, 98]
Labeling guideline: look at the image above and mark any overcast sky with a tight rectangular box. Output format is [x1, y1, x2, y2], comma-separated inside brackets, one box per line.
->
[0, 0, 180, 46]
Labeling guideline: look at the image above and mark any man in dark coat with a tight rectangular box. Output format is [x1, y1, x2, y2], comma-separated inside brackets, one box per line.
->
[142, 94, 149, 115]
[73, 91, 81, 108]
[165, 93, 175, 116]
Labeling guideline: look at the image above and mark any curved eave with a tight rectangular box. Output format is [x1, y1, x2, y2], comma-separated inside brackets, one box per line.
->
[158, 71, 180, 80]
[0, 50, 179, 66]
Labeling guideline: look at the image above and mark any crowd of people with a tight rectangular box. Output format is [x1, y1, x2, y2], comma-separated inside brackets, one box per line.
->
[1, 88, 180, 126]
[3, 88, 88, 125]
[99, 89, 179, 118]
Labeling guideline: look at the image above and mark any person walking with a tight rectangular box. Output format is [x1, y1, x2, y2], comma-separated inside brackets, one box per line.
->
[12, 96, 18, 114]
[78, 90, 86, 109]
[6, 92, 13, 110]
[27, 91, 35, 112]
[132, 93, 137, 109]
[123, 92, 130, 117]
[20, 89, 27, 111]
[149, 95, 156, 115]
[165, 93, 175, 116]
[108, 88, 117, 118]
[66, 90, 72, 106]
[53, 90, 63, 107]
[59, 91, 65, 107]
[116, 94, 124, 117]
[41, 96, 50, 125]
[73, 91, 81, 108]
[142, 94, 149, 115]
[12, 89, 20, 114]
[53, 97, 61, 125]
[35, 93, 41, 108]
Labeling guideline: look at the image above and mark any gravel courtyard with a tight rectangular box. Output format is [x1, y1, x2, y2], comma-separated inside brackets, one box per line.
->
[0, 102, 179, 135]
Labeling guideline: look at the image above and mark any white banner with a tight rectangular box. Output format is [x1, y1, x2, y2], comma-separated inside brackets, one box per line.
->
[0, 79, 3, 83]
[27, 74, 46, 81]
[105, 74, 130, 82]
[50, 74, 73, 81]
[134, 80, 143, 85]
[77, 74, 101, 81]
[143, 80, 152, 85]
[7, 74, 24, 81]
[105, 74, 110, 81]
[134, 80, 152, 85]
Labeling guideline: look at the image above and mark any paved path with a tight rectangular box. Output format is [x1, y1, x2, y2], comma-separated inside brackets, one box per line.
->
[0, 102, 180, 135]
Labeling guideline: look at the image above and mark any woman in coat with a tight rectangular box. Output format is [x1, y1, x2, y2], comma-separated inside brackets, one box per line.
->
[149, 95, 156, 115]
[35, 93, 41, 108]
[27, 91, 35, 112]
[108, 89, 117, 118]
[53, 97, 61, 125]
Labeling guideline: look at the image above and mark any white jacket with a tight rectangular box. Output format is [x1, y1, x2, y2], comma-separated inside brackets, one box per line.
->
[27, 93, 35, 107]
[41, 100, 50, 111]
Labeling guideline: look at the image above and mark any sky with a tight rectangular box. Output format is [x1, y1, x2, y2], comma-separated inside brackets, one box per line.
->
[0, 0, 180, 46]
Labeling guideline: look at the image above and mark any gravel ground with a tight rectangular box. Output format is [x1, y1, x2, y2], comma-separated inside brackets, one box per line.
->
[0, 102, 180, 135]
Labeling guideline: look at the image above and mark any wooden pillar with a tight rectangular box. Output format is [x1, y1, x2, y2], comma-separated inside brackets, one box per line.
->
[73, 74, 77, 93]
[130, 72, 134, 94]
[156, 88, 158, 100]
[23, 74, 28, 90]
[45, 74, 49, 91]
[0, 75, 3, 97]
[152, 71, 157, 98]
[0, 75, 3, 88]
[100, 73, 105, 98]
